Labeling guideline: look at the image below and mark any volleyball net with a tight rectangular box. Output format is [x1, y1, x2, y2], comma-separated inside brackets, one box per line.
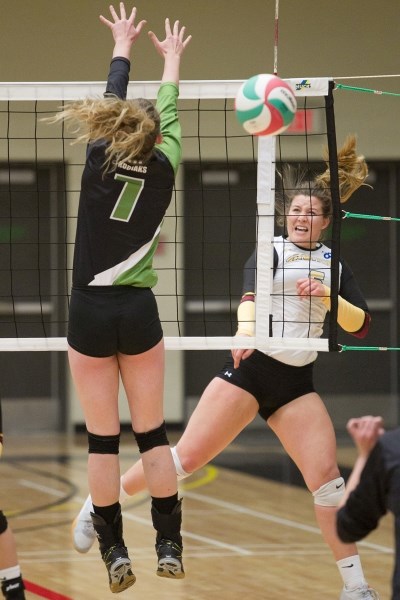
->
[0, 77, 340, 352]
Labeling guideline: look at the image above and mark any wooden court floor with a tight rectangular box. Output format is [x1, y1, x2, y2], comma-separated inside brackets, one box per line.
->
[0, 431, 394, 600]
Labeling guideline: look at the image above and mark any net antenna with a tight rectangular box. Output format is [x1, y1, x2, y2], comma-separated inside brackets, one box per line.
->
[0, 77, 338, 353]
[274, 0, 280, 76]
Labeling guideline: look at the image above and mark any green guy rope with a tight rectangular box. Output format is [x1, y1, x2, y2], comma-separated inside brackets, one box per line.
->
[342, 210, 400, 222]
[340, 345, 400, 352]
[335, 83, 400, 97]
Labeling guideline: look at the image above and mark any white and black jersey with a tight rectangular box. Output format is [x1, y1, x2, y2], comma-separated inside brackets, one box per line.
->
[242, 236, 369, 366]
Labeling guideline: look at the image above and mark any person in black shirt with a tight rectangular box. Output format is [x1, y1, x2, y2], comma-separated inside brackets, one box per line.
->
[46, 3, 191, 593]
[337, 416, 400, 599]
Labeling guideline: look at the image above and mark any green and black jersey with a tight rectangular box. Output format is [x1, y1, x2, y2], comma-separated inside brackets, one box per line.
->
[72, 57, 181, 288]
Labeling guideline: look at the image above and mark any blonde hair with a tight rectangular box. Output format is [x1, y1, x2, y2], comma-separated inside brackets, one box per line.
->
[45, 96, 160, 172]
[276, 134, 370, 228]
[316, 134, 369, 204]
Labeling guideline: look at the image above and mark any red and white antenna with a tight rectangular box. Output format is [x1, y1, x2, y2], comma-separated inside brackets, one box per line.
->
[273, 0, 280, 75]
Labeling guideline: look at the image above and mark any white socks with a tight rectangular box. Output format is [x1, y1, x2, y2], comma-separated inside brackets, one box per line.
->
[337, 555, 367, 590]
[0, 565, 21, 582]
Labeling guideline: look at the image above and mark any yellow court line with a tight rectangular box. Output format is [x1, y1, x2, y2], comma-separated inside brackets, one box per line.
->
[181, 465, 219, 490]
[7, 466, 220, 517]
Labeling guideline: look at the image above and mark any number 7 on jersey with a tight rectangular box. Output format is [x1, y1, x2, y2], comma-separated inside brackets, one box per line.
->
[110, 173, 145, 222]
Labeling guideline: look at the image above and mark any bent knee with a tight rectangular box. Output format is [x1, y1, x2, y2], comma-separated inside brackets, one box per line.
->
[312, 477, 345, 507]
[303, 463, 340, 494]
[174, 447, 201, 477]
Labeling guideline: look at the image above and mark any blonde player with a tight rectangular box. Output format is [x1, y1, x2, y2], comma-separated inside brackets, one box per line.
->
[47, 3, 191, 593]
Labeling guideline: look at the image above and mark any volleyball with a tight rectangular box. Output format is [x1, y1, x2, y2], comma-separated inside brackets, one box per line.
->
[235, 74, 297, 136]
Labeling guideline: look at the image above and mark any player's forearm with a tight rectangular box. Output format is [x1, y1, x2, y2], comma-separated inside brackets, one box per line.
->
[236, 293, 255, 336]
[112, 40, 134, 60]
[104, 57, 130, 100]
[161, 55, 181, 85]
[321, 286, 367, 334]
[338, 455, 368, 507]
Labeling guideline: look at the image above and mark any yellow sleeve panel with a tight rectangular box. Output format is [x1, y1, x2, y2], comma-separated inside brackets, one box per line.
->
[321, 285, 365, 333]
[236, 299, 256, 336]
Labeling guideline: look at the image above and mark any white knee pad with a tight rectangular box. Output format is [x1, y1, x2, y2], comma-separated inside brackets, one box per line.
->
[312, 477, 345, 507]
[171, 446, 191, 481]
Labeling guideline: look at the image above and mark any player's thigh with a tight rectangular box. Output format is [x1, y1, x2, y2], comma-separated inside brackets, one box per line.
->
[177, 377, 259, 473]
[118, 339, 165, 431]
[68, 345, 121, 433]
[268, 392, 339, 491]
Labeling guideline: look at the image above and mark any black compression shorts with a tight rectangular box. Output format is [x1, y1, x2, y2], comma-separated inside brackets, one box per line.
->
[216, 350, 315, 420]
[68, 286, 163, 357]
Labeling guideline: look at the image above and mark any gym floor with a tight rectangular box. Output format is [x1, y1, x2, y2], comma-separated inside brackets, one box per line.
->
[0, 430, 393, 600]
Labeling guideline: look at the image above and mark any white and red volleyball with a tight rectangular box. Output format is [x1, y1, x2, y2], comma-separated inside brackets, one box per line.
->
[235, 74, 297, 136]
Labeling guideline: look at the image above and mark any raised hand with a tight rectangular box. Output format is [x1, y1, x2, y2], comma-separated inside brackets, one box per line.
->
[148, 18, 192, 59]
[100, 3, 146, 58]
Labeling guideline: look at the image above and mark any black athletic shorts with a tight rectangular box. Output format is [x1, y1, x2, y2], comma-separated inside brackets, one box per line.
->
[216, 350, 315, 421]
[68, 286, 163, 357]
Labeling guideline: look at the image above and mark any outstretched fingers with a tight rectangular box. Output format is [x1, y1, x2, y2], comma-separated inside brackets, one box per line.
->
[147, 30, 161, 54]
[164, 17, 172, 37]
[182, 31, 192, 48]
[99, 4, 124, 29]
[179, 25, 185, 41]
[100, 3, 146, 45]
[172, 19, 179, 36]
[99, 14, 114, 29]
[119, 2, 127, 20]
[148, 17, 191, 59]
[109, 4, 120, 22]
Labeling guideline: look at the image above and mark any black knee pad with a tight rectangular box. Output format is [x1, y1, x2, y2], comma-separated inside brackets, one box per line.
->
[87, 431, 120, 454]
[133, 421, 169, 454]
[0, 509, 8, 535]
